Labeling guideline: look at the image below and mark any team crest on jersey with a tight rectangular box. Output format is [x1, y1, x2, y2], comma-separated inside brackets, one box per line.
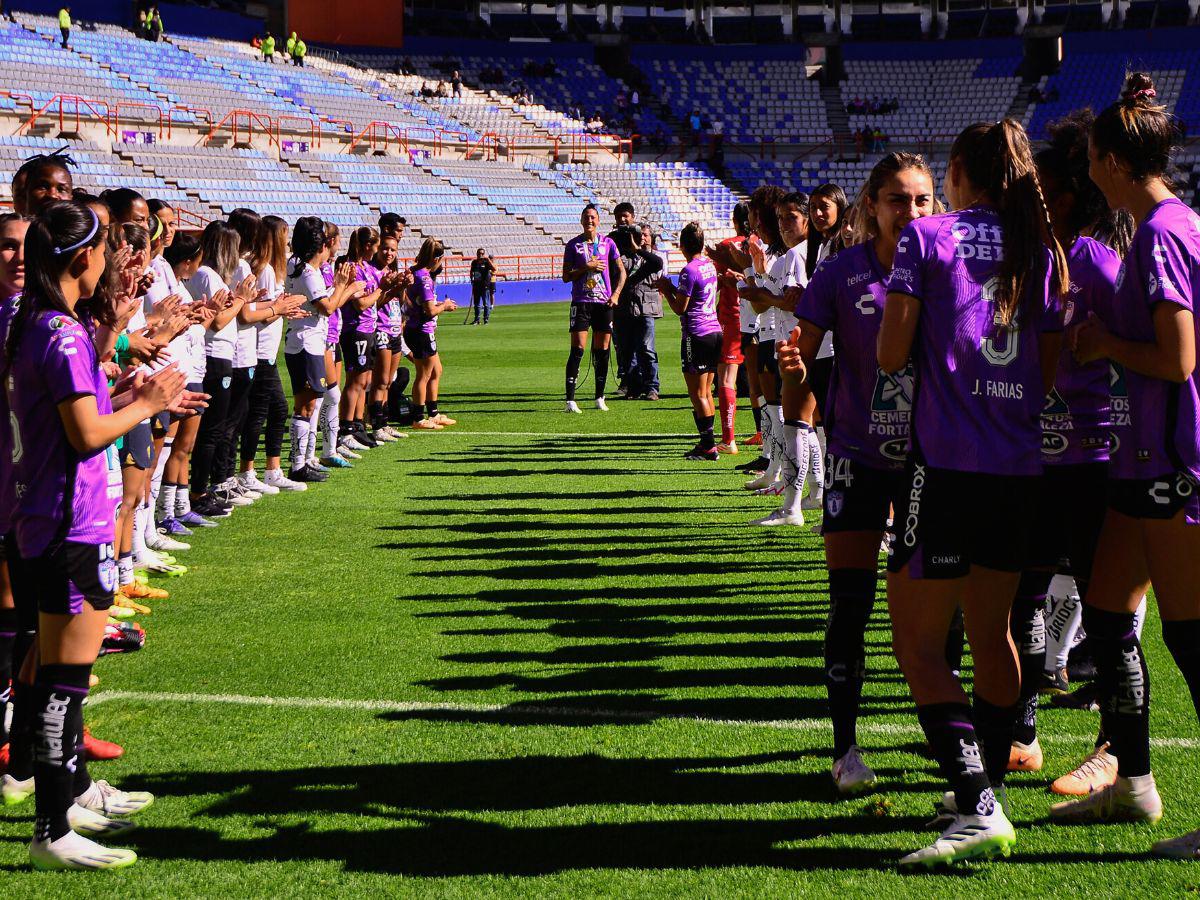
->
[880, 438, 908, 461]
[871, 367, 913, 412]
[1108, 432, 1121, 454]
[1062, 298, 1076, 326]
[221, 376, 231, 389]
[98, 543, 117, 593]
[319, 377, 327, 388]
[48, 315, 69, 331]
[827, 490, 844, 518]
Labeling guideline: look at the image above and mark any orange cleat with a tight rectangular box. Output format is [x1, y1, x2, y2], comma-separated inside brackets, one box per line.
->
[744, 432, 763, 447]
[1007, 738, 1044, 772]
[83, 726, 124, 761]
[120, 581, 167, 602]
[1051, 742, 1118, 796]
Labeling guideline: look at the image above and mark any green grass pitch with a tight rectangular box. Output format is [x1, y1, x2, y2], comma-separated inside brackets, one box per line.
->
[4, 300, 1200, 897]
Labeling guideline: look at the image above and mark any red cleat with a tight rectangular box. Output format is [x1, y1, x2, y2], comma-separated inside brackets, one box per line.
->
[0, 742, 9, 773]
[744, 432, 763, 447]
[83, 726, 124, 761]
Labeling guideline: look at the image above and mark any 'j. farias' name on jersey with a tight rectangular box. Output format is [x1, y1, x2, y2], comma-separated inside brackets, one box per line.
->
[971, 378, 1024, 400]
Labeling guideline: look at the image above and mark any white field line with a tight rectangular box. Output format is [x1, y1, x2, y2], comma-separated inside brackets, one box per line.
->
[90, 690, 1200, 749]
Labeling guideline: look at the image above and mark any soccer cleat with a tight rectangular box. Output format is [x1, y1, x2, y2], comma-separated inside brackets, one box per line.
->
[1007, 738, 1044, 773]
[76, 780, 154, 817]
[213, 485, 252, 507]
[336, 443, 362, 460]
[1050, 743, 1118, 796]
[1050, 773, 1161, 822]
[1039, 667, 1070, 696]
[176, 509, 216, 528]
[239, 470, 279, 496]
[752, 508, 804, 527]
[564, 401, 582, 414]
[30, 830, 137, 871]
[414, 418, 443, 430]
[114, 594, 151, 615]
[83, 727, 124, 761]
[355, 428, 380, 448]
[802, 490, 824, 512]
[715, 441, 738, 455]
[378, 425, 408, 439]
[68, 803, 138, 838]
[107, 605, 136, 621]
[264, 469, 306, 492]
[1051, 681, 1100, 712]
[735, 456, 769, 472]
[744, 471, 774, 490]
[754, 481, 785, 496]
[288, 466, 325, 484]
[320, 454, 353, 469]
[432, 414, 457, 426]
[899, 811, 1016, 869]
[120, 582, 167, 602]
[683, 444, 720, 461]
[744, 432, 763, 446]
[372, 427, 398, 442]
[832, 746, 877, 795]
[306, 457, 330, 473]
[340, 434, 370, 452]
[1153, 828, 1200, 860]
[147, 532, 190, 553]
[595, 398, 609, 412]
[2, 773, 34, 805]
[644, 390, 660, 401]
[133, 551, 186, 577]
[190, 496, 232, 519]
[157, 517, 193, 537]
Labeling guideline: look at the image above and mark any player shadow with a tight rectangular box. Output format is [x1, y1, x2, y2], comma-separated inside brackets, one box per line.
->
[409, 559, 829, 581]
[421, 489, 712, 502]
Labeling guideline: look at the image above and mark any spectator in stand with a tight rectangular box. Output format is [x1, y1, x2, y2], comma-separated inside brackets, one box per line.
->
[286, 31, 297, 59]
[630, 89, 640, 110]
[137, 6, 148, 38]
[451, 70, 462, 98]
[689, 109, 702, 147]
[436, 81, 449, 98]
[57, 6, 70, 48]
[291, 34, 306, 67]
[149, 7, 162, 41]
[261, 31, 275, 63]
[401, 56, 415, 76]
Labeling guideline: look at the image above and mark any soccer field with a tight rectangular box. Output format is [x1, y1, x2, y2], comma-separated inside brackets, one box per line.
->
[4, 300, 1199, 897]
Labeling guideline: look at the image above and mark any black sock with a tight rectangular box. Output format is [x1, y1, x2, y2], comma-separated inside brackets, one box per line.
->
[369, 401, 387, 430]
[565, 346, 584, 401]
[593, 346, 610, 399]
[693, 412, 715, 449]
[825, 568, 875, 759]
[973, 694, 1017, 789]
[916, 702, 997, 817]
[7, 674, 35, 779]
[32, 663, 91, 843]
[426, 400, 439, 419]
[751, 403, 762, 433]
[0, 607, 15, 746]
[945, 607, 966, 678]
[1011, 571, 1050, 745]
[1161, 618, 1200, 724]
[1084, 604, 1150, 777]
[340, 419, 354, 438]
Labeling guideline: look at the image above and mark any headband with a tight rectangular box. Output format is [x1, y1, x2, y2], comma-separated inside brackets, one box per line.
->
[52, 207, 99, 256]
[150, 215, 164, 241]
[1129, 88, 1157, 101]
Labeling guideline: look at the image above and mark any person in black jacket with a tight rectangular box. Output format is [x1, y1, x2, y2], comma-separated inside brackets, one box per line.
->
[614, 222, 663, 400]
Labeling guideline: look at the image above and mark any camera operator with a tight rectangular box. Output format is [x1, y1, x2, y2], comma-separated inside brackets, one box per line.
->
[612, 221, 663, 400]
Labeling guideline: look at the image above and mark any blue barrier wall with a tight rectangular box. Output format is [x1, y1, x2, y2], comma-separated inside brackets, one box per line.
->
[439, 279, 572, 307]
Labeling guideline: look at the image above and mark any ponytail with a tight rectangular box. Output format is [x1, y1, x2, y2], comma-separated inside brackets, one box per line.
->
[1092, 72, 1182, 187]
[950, 119, 1069, 325]
[347, 226, 379, 264]
[289, 216, 326, 278]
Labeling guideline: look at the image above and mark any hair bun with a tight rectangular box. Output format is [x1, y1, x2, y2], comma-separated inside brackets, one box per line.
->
[1121, 72, 1157, 103]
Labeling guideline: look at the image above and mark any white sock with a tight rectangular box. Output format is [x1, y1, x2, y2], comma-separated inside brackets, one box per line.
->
[780, 421, 807, 515]
[322, 385, 341, 456]
[175, 487, 191, 517]
[1044, 574, 1082, 673]
[756, 395, 771, 461]
[157, 483, 177, 522]
[151, 438, 170, 504]
[141, 500, 156, 545]
[118, 554, 134, 586]
[764, 404, 784, 479]
[806, 426, 824, 497]
[290, 414, 311, 472]
[1134, 594, 1148, 639]
[306, 406, 321, 460]
[131, 504, 148, 557]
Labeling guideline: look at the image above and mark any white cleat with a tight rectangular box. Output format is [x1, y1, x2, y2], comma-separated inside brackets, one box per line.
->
[752, 508, 805, 527]
[899, 810, 1016, 869]
[565, 401, 582, 414]
[336, 444, 363, 460]
[754, 481, 785, 496]
[832, 746, 877, 795]
[1154, 827, 1200, 859]
[2, 773, 35, 805]
[1049, 774, 1162, 824]
[30, 830, 137, 871]
[744, 471, 773, 490]
[595, 397, 610, 412]
[147, 532, 190, 553]
[802, 490, 824, 512]
[239, 470, 279, 495]
[372, 428, 398, 443]
[76, 780, 155, 817]
[68, 803, 138, 838]
[340, 434, 370, 452]
[381, 426, 409, 439]
[264, 468, 306, 492]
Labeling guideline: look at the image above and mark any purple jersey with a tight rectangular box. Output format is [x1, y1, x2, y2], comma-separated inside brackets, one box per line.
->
[1106, 198, 1200, 481]
[0, 294, 20, 534]
[678, 256, 720, 337]
[798, 241, 910, 469]
[342, 261, 379, 334]
[404, 268, 438, 335]
[887, 205, 1061, 476]
[326, 307, 342, 345]
[320, 262, 334, 290]
[378, 294, 403, 336]
[1042, 236, 1119, 466]
[7, 310, 121, 556]
[564, 234, 620, 304]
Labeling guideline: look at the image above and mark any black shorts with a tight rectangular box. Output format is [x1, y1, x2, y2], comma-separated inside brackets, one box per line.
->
[821, 453, 904, 535]
[681, 331, 721, 375]
[327, 341, 343, 364]
[808, 356, 834, 418]
[284, 350, 327, 395]
[150, 410, 170, 438]
[756, 338, 779, 377]
[1028, 462, 1108, 574]
[1109, 471, 1200, 523]
[569, 302, 613, 334]
[341, 332, 376, 374]
[388, 334, 405, 354]
[119, 420, 153, 469]
[3, 534, 37, 632]
[887, 456, 1040, 578]
[406, 329, 438, 360]
[14, 540, 117, 615]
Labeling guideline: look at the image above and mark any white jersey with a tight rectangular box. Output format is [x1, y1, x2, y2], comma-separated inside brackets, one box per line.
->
[756, 245, 805, 343]
[145, 254, 204, 383]
[255, 265, 285, 362]
[188, 266, 236, 362]
[284, 261, 330, 356]
[232, 258, 258, 368]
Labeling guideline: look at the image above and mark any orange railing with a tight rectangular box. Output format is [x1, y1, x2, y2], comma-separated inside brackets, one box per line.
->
[167, 105, 213, 140]
[205, 108, 279, 148]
